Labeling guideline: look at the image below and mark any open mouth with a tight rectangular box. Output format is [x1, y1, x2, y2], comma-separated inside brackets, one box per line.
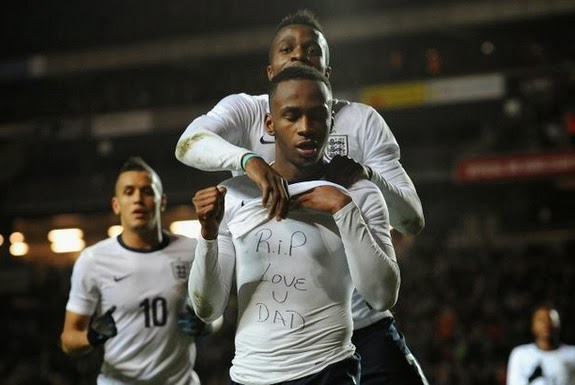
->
[132, 209, 147, 218]
[296, 140, 320, 158]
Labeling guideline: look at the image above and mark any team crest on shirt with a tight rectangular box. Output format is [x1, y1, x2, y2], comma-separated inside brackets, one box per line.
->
[324, 135, 349, 160]
[171, 261, 191, 282]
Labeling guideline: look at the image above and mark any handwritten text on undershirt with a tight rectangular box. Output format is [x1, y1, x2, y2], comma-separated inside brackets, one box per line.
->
[252, 228, 309, 330]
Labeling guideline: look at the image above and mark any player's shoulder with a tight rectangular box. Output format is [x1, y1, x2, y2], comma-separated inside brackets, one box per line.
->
[163, 232, 198, 260]
[348, 179, 381, 194]
[84, 236, 120, 254]
[167, 232, 198, 247]
[74, 237, 119, 265]
[510, 343, 537, 357]
[335, 99, 380, 117]
[559, 344, 575, 354]
[220, 175, 260, 201]
[333, 99, 390, 138]
[220, 93, 268, 110]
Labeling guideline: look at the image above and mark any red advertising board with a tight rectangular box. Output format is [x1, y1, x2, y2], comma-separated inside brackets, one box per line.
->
[455, 151, 575, 183]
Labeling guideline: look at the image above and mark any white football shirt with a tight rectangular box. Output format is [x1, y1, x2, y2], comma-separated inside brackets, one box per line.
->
[507, 343, 575, 385]
[66, 232, 200, 385]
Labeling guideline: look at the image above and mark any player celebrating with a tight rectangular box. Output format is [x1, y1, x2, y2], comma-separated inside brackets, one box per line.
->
[176, 9, 428, 384]
[60, 157, 213, 385]
[190, 65, 400, 385]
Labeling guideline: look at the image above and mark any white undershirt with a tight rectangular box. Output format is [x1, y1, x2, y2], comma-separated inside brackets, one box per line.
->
[189, 177, 399, 384]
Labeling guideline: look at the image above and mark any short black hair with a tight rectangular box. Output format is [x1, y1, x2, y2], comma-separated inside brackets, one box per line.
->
[115, 156, 163, 194]
[268, 65, 331, 107]
[119, 156, 152, 173]
[270, 9, 330, 66]
[275, 9, 324, 34]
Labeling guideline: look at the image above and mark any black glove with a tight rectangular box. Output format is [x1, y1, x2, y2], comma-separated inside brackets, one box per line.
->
[178, 305, 208, 337]
[325, 155, 372, 188]
[87, 306, 117, 346]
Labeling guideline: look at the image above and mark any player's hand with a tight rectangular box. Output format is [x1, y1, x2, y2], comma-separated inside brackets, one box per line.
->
[325, 155, 371, 187]
[193, 186, 226, 240]
[87, 306, 117, 346]
[244, 157, 290, 221]
[178, 305, 208, 337]
[290, 186, 352, 215]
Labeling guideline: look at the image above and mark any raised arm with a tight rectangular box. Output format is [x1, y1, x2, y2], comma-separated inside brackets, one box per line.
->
[189, 186, 235, 323]
[326, 103, 424, 235]
[175, 94, 289, 220]
[358, 108, 424, 235]
[291, 182, 400, 311]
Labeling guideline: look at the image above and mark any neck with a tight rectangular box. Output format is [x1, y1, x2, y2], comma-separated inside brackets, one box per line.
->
[535, 336, 559, 351]
[272, 160, 327, 183]
[120, 227, 163, 250]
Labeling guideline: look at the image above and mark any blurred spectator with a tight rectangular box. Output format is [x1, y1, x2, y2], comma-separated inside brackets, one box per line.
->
[507, 304, 575, 385]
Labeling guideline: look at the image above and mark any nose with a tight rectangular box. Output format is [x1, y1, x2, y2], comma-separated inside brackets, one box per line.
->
[297, 116, 315, 137]
[290, 46, 309, 62]
[133, 188, 144, 203]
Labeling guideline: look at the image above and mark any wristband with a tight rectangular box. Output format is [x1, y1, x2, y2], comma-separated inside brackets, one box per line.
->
[241, 153, 262, 171]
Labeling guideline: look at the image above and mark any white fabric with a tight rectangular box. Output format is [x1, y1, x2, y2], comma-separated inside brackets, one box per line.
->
[66, 233, 200, 385]
[176, 93, 423, 235]
[177, 93, 414, 327]
[189, 176, 399, 384]
[507, 343, 575, 385]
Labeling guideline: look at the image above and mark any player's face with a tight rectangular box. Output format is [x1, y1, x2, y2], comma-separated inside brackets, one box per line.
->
[112, 171, 164, 232]
[267, 24, 331, 80]
[531, 307, 560, 340]
[266, 79, 332, 173]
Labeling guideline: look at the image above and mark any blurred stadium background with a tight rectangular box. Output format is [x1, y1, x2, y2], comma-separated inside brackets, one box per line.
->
[0, 0, 574, 384]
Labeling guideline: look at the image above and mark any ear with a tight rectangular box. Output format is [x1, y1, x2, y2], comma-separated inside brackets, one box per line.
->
[324, 65, 332, 79]
[264, 113, 275, 136]
[111, 196, 121, 215]
[266, 65, 274, 81]
[160, 194, 167, 212]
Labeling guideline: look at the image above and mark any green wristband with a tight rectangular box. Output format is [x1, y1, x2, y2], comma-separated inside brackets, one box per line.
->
[241, 153, 262, 171]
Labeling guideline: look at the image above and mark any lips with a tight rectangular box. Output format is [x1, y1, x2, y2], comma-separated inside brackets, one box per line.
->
[296, 140, 320, 158]
[132, 208, 148, 218]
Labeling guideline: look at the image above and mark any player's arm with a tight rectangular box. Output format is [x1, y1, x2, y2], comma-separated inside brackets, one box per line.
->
[291, 184, 400, 311]
[60, 310, 92, 355]
[175, 94, 252, 172]
[60, 306, 117, 355]
[362, 109, 424, 235]
[326, 106, 424, 235]
[334, 183, 400, 311]
[505, 348, 525, 385]
[175, 95, 289, 220]
[61, 249, 117, 355]
[368, 164, 424, 236]
[189, 186, 235, 323]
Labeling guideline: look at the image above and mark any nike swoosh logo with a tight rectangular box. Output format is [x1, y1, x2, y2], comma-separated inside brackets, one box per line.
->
[113, 274, 131, 282]
[259, 135, 275, 144]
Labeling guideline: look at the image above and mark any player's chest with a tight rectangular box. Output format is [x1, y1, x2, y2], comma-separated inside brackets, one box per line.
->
[101, 255, 191, 294]
[237, 214, 342, 264]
